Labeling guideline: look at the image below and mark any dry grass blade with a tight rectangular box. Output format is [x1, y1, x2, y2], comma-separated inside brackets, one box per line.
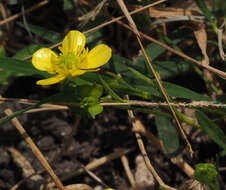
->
[4, 109, 65, 190]
[116, 0, 193, 156]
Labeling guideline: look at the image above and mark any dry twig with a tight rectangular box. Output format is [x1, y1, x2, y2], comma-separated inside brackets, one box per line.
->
[121, 155, 136, 188]
[125, 95, 177, 190]
[4, 109, 65, 190]
[61, 148, 132, 182]
[0, 0, 49, 27]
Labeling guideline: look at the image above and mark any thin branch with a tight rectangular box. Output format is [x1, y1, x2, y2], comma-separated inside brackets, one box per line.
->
[135, 119, 195, 178]
[125, 95, 177, 190]
[1, 97, 225, 108]
[61, 148, 132, 182]
[116, 20, 226, 79]
[0, 0, 49, 27]
[121, 155, 136, 188]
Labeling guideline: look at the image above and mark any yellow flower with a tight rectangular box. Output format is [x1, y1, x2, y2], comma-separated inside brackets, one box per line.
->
[32, 30, 112, 85]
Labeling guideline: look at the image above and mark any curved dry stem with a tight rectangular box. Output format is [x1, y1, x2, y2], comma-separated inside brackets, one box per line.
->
[115, 0, 193, 156]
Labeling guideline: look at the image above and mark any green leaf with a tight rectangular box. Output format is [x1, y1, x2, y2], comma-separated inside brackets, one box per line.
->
[128, 67, 154, 86]
[75, 84, 103, 99]
[134, 81, 210, 101]
[155, 116, 180, 155]
[196, 110, 226, 151]
[13, 44, 40, 60]
[17, 22, 62, 43]
[0, 46, 11, 84]
[195, 163, 220, 190]
[163, 82, 210, 101]
[134, 40, 166, 63]
[88, 104, 103, 119]
[0, 57, 51, 77]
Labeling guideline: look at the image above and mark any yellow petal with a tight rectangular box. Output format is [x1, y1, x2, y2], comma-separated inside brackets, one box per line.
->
[84, 44, 112, 69]
[59, 30, 86, 55]
[70, 69, 86, 77]
[32, 48, 58, 73]
[36, 75, 65, 85]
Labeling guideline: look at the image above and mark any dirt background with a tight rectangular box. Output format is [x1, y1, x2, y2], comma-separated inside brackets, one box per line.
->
[0, 0, 226, 189]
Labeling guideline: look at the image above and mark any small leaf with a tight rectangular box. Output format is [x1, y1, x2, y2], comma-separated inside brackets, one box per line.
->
[88, 104, 103, 119]
[196, 110, 226, 151]
[155, 116, 180, 155]
[195, 163, 220, 190]
[76, 84, 103, 99]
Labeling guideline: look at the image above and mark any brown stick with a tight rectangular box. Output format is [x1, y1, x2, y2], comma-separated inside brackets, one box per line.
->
[4, 108, 65, 190]
[126, 96, 177, 190]
[0, 0, 49, 27]
[116, 20, 226, 79]
[121, 155, 136, 188]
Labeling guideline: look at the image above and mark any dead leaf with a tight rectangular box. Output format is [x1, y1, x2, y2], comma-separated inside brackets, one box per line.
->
[193, 23, 209, 65]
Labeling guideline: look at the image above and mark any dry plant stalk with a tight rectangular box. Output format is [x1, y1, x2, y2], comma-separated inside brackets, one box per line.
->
[115, 0, 193, 156]
[1, 97, 226, 109]
[4, 109, 65, 190]
[135, 119, 195, 178]
[121, 155, 136, 188]
[125, 95, 177, 190]
[61, 148, 131, 182]
[8, 147, 43, 181]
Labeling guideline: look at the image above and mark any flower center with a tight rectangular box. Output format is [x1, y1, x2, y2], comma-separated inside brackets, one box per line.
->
[58, 53, 79, 70]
